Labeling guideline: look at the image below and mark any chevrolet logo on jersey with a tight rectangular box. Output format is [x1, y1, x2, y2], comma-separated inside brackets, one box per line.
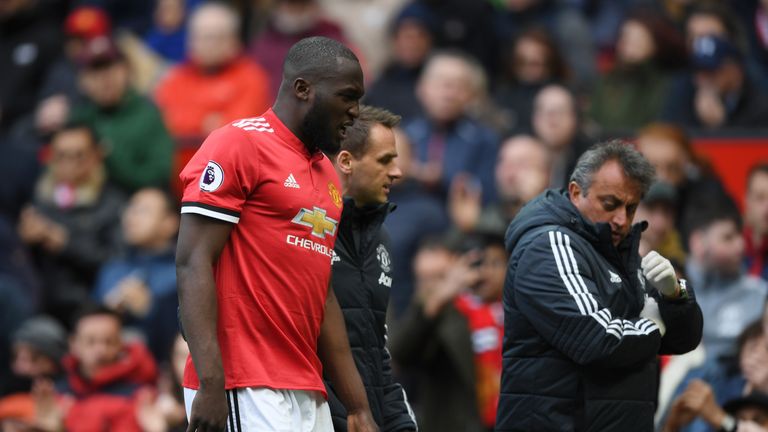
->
[292, 207, 338, 238]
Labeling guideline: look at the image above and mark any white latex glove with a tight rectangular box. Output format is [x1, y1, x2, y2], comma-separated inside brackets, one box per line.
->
[640, 296, 666, 337]
[641, 250, 679, 297]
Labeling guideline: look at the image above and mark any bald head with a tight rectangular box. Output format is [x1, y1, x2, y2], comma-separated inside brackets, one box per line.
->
[496, 135, 550, 202]
[417, 51, 485, 123]
[190, 2, 239, 33]
[534, 85, 576, 116]
[188, 2, 241, 68]
[499, 135, 549, 164]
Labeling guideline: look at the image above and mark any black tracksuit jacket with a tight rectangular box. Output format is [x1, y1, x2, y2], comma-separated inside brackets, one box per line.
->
[324, 200, 417, 432]
[496, 190, 702, 432]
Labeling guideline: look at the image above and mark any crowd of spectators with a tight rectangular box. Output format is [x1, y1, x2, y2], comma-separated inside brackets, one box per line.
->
[1, 0, 767, 431]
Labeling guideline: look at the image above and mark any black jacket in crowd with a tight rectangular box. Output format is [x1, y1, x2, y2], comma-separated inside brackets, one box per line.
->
[324, 199, 417, 432]
[0, 3, 61, 132]
[32, 183, 125, 324]
[496, 190, 702, 432]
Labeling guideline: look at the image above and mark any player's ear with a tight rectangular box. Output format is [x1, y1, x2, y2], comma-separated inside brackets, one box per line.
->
[336, 150, 353, 175]
[293, 77, 311, 101]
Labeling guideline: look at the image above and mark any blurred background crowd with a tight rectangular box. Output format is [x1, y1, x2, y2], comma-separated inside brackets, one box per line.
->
[1, 0, 767, 431]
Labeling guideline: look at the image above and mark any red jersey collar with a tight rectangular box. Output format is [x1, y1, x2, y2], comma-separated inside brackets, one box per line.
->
[263, 108, 322, 160]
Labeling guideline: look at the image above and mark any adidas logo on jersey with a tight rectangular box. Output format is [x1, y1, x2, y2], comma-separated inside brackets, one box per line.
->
[284, 173, 300, 189]
[609, 271, 622, 283]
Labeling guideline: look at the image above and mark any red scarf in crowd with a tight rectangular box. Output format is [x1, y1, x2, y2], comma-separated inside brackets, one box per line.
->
[453, 294, 504, 428]
[744, 227, 768, 277]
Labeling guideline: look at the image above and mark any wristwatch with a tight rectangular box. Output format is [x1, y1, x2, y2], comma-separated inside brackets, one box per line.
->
[718, 414, 737, 432]
[677, 279, 690, 300]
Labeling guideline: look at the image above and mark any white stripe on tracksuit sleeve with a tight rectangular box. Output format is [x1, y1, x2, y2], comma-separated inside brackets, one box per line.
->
[512, 230, 662, 367]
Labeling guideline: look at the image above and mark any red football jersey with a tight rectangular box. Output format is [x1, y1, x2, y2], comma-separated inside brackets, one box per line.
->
[179, 109, 344, 396]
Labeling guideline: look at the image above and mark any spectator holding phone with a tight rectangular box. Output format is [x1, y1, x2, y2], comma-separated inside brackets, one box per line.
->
[391, 232, 507, 432]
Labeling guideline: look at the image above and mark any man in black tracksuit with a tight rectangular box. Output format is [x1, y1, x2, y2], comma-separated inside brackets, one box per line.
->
[324, 105, 417, 432]
[496, 141, 703, 431]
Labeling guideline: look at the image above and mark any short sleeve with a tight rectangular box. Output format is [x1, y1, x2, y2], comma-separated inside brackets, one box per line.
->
[179, 125, 257, 223]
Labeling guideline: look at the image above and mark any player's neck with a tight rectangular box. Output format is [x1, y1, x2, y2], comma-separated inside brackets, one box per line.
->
[272, 102, 314, 153]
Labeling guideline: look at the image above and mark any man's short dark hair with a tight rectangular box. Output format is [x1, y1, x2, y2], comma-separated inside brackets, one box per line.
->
[683, 195, 742, 241]
[686, 1, 741, 43]
[457, 231, 507, 254]
[747, 162, 768, 192]
[415, 235, 451, 254]
[338, 105, 401, 158]
[137, 187, 179, 215]
[569, 140, 656, 196]
[282, 36, 359, 83]
[71, 303, 122, 330]
[53, 122, 101, 149]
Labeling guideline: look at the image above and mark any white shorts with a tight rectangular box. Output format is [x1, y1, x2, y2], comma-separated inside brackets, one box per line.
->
[184, 387, 333, 432]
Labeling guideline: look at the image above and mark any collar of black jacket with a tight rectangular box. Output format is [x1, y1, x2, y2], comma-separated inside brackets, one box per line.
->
[341, 198, 396, 220]
[507, 189, 647, 278]
[554, 190, 647, 267]
[541, 189, 646, 250]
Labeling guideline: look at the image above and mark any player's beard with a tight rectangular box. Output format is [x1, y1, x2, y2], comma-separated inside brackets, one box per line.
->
[300, 98, 340, 155]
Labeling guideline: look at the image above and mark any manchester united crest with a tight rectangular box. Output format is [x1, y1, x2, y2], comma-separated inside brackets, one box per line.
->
[328, 182, 342, 208]
[376, 244, 391, 272]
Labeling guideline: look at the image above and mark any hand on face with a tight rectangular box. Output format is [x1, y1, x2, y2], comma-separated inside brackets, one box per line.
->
[694, 86, 726, 128]
[422, 249, 482, 318]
